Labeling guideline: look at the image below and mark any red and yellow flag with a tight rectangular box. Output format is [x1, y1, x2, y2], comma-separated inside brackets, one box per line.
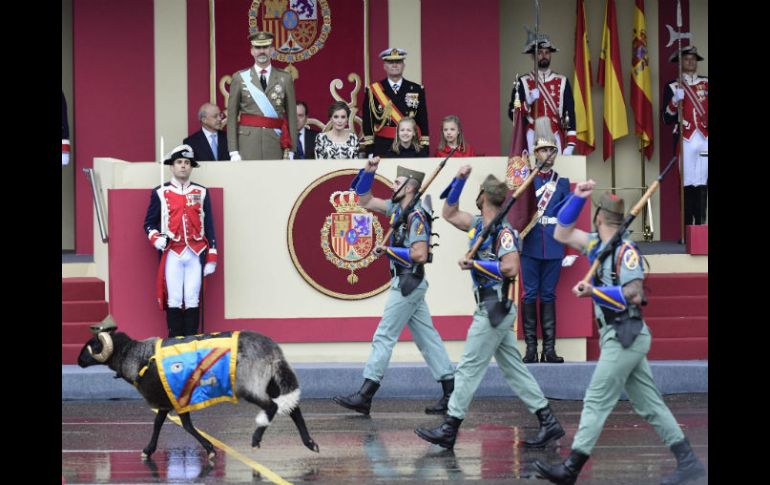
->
[573, 0, 595, 156]
[631, 0, 654, 160]
[598, 0, 628, 161]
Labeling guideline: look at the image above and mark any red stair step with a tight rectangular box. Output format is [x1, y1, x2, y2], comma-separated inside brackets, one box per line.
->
[644, 273, 708, 296]
[62, 322, 97, 345]
[62, 301, 109, 323]
[62, 344, 83, 365]
[62, 277, 105, 302]
[587, 336, 708, 361]
[644, 295, 707, 318]
[645, 317, 708, 338]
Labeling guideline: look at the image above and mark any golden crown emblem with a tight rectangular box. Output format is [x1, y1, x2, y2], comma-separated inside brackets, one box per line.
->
[329, 191, 361, 212]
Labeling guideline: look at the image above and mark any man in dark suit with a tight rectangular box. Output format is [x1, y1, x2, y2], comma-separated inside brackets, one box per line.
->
[362, 48, 430, 156]
[183, 103, 230, 161]
[295, 101, 317, 159]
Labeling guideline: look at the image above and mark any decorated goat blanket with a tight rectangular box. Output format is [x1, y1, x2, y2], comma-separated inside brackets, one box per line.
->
[155, 331, 239, 413]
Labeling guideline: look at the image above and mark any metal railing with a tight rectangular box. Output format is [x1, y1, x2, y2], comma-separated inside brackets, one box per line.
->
[83, 167, 108, 243]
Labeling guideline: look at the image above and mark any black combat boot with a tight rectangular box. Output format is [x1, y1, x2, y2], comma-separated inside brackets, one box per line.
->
[660, 438, 706, 485]
[522, 301, 539, 363]
[698, 185, 708, 225]
[425, 378, 454, 414]
[332, 379, 380, 415]
[540, 301, 564, 363]
[415, 415, 463, 449]
[533, 449, 590, 485]
[166, 307, 185, 337]
[523, 405, 565, 448]
[182, 307, 200, 336]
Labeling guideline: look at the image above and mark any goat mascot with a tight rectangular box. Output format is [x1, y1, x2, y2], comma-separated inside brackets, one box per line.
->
[78, 317, 319, 459]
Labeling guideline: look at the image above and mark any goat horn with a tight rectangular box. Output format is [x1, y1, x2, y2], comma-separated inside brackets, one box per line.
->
[89, 332, 114, 362]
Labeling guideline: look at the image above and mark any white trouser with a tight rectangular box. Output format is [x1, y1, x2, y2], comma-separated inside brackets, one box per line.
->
[682, 130, 708, 186]
[526, 128, 563, 154]
[165, 247, 202, 309]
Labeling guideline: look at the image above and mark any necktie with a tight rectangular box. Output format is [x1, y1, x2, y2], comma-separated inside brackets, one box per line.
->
[296, 132, 305, 159]
[210, 133, 218, 160]
[392, 83, 400, 94]
[260, 69, 267, 91]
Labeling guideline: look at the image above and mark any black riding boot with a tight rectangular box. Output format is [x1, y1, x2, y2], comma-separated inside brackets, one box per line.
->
[166, 307, 185, 337]
[182, 307, 200, 336]
[332, 379, 380, 415]
[523, 405, 565, 448]
[540, 301, 564, 363]
[698, 185, 708, 225]
[425, 378, 454, 414]
[415, 415, 463, 449]
[522, 301, 538, 363]
[533, 449, 590, 485]
[660, 438, 706, 485]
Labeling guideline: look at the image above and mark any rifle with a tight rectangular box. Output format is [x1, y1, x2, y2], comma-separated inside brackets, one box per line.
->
[379, 148, 456, 246]
[578, 155, 679, 289]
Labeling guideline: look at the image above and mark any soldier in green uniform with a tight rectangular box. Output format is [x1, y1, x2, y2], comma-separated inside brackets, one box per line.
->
[533, 181, 706, 485]
[332, 157, 455, 415]
[414, 166, 564, 449]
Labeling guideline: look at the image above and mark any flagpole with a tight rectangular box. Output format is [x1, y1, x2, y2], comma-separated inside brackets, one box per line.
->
[363, 0, 370, 88]
[611, 146, 616, 195]
[640, 137, 652, 241]
[676, 0, 685, 243]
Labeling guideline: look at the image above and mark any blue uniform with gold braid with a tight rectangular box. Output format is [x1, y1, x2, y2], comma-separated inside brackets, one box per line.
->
[361, 200, 453, 384]
[570, 232, 685, 454]
[446, 216, 549, 420]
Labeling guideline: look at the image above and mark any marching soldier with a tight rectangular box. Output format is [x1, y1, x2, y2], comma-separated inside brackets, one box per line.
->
[533, 183, 706, 484]
[362, 48, 430, 156]
[509, 33, 576, 155]
[227, 31, 297, 161]
[415, 168, 564, 450]
[663, 46, 708, 225]
[143, 145, 218, 337]
[332, 157, 455, 415]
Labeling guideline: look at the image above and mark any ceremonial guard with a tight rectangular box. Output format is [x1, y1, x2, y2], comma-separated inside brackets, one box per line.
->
[333, 157, 455, 415]
[143, 145, 217, 337]
[510, 33, 576, 155]
[362, 48, 430, 156]
[415, 168, 564, 450]
[227, 31, 297, 160]
[663, 46, 708, 225]
[520, 128, 571, 363]
[533, 183, 706, 484]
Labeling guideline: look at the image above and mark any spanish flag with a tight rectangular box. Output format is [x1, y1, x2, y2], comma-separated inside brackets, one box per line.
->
[598, 0, 628, 161]
[630, 0, 654, 160]
[573, 0, 595, 156]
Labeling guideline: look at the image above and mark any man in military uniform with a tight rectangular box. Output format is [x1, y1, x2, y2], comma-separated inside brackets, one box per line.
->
[227, 31, 297, 161]
[533, 183, 706, 484]
[333, 157, 454, 415]
[362, 48, 430, 156]
[509, 34, 576, 155]
[520, 129, 571, 364]
[144, 145, 218, 337]
[414, 168, 564, 450]
[663, 46, 708, 226]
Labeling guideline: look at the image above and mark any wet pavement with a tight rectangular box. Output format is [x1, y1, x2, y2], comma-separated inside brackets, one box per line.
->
[63, 394, 707, 484]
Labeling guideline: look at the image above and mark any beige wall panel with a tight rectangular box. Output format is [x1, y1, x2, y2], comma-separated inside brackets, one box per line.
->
[154, 0, 189, 156]
[388, 0, 422, 84]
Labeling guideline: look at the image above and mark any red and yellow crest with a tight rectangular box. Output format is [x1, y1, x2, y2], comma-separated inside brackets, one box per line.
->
[506, 152, 531, 190]
[249, 0, 331, 65]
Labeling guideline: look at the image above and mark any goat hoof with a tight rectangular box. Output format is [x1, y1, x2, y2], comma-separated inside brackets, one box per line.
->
[141, 448, 154, 460]
[207, 450, 216, 460]
[252, 439, 261, 448]
[305, 440, 319, 453]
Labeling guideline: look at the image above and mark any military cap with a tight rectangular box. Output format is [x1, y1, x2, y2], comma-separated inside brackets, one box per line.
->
[533, 137, 558, 152]
[90, 315, 118, 334]
[249, 31, 274, 48]
[668, 45, 704, 63]
[163, 144, 198, 167]
[481, 174, 509, 206]
[380, 47, 407, 61]
[396, 165, 425, 187]
[595, 191, 625, 215]
[523, 30, 558, 54]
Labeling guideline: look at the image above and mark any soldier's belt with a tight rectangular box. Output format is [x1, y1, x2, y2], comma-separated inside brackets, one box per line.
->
[238, 113, 283, 129]
[375, 126, 397, 139]
[538, 216, 558, 225]
[474, 285, 504, 304]
[390, 265, 413, 278]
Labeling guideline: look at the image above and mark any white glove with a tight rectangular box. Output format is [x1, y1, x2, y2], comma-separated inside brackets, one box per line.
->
[62, 152, 70, 166]
[672, 88, 684, 104]
[562, 145, 575, 156]
[562, 255, 578, 267]
[230, 151, 242, 161]
[527, 88, 540, 104]
[153, 236, 167, 251]
[203, 262, 216, 276]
